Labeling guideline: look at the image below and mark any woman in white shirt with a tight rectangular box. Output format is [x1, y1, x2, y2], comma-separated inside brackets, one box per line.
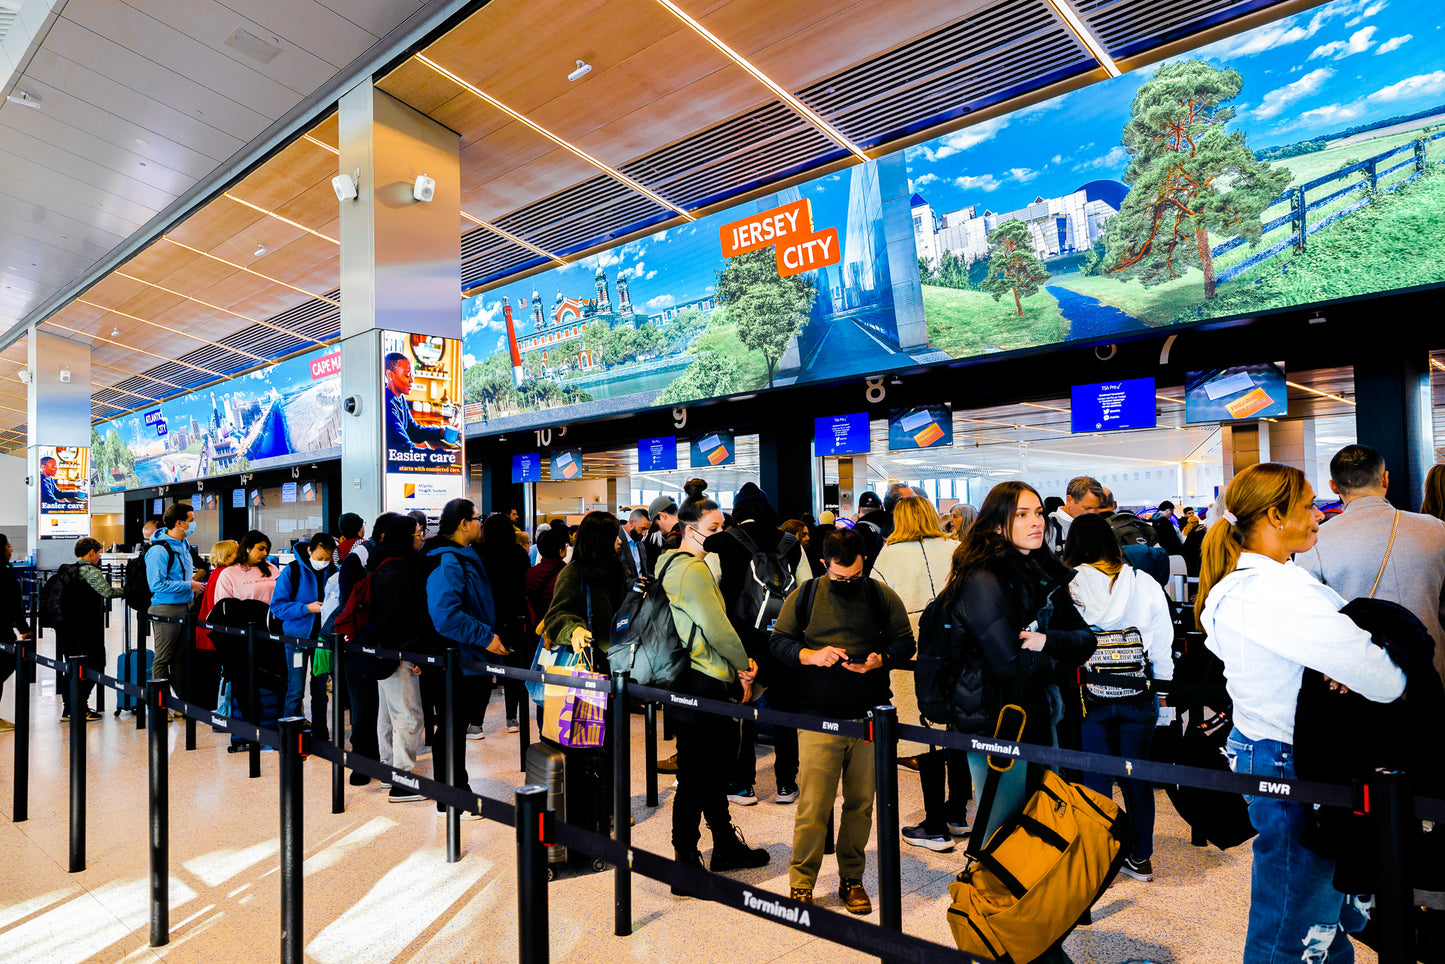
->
[872, 496, 971, 853]
[1196, 463, 1404, 964]
[1063, 512, 1175, 883]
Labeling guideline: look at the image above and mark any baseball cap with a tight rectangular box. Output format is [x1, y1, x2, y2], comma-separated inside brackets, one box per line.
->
[857, 491, 882, 510]
[647, 495, 678, 520]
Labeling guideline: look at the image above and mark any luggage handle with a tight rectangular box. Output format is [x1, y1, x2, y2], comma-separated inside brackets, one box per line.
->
[989, 702, 1027, 774]
[966, 676, 1029, 861]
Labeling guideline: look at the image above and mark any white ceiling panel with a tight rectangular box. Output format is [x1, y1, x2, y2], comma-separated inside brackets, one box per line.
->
[0, 212, 108, 264]
[113, 0, 340, 93]
[308, 0, 425, 44]
[0, 192, 127, 253]
[0, 123, 190, 203]
[43, 18, 275, 136]
[0, 104, 198, 193]
[0, 240, 87, 288]
[0, 136, 177, 216]
[222, 0, 392, 69]
[22, 50, 247, 160]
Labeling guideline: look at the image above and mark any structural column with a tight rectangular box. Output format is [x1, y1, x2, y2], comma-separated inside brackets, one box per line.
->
[1268, 419, 1318, 492]
[759, 416, 817, 520]
[337, 81, 462, 525]
[26, 330, 92, 568]
[1220, 422, 1268, 489]
[1354, 344, 1432, 511]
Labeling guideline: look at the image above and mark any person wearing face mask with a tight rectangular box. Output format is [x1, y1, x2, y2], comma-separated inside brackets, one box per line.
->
[1197, 463, 1405, 964]
[269, 532, 338, 738]
[657, 497, 769, 887]
[939, 481, 1097, 856]
[146, 502, 207, 702]
[770, 528, 916, 911]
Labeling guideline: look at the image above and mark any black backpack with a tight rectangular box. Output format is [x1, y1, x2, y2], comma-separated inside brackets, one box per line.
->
[610, 553, 693, 688]
[40, 563, 82, 629]
[1109, 512, 1155, 547]
[124, 542, 179, 611]
[726, 529, 799, 631]
[913, 592, 959, 725]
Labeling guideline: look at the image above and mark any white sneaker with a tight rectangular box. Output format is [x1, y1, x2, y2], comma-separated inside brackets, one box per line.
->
[505, 718, 520, 733]
[466, 725, 485, 740]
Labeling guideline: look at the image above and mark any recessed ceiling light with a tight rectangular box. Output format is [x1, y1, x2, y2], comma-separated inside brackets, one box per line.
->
[138, 161, 147, 167]
[135, 138, 149, 147]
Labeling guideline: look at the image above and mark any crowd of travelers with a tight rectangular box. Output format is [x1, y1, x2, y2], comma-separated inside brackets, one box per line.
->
[3, 443, 1441, 964]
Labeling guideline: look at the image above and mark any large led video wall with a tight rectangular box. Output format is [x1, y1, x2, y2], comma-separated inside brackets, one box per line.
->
[90, 345, 342, 492]
[461, 0, 1445, 433]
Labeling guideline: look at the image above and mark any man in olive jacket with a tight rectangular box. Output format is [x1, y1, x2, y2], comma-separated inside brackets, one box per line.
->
[770, 528, 915, 913]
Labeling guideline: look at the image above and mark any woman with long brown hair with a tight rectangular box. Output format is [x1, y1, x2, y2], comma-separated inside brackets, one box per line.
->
[1196, 462, 1404, 964]
[937, 481, 1096, 848]
[1421, 463, 1445, 521]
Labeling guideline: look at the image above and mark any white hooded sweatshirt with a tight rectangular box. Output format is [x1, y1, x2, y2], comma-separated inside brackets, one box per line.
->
[1068, 563, 1175, 682]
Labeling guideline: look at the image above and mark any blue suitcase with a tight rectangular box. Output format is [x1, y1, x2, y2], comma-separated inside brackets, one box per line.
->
[114, 647, 153, 712]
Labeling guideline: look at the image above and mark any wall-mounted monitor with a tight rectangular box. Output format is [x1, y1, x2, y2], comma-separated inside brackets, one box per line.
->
[1071, 377, 1157, 433]
[690, 430, 736, 467]
[889, 406, 952, 450]
[512, 453, 541, 483]
[637, 436, 677, 472]
[1185, 363, 1288, 423]
[232, 489, 245, 509]
[549, 448, 583, 481]
[815, 413, 871, 457]
[281, 482, 298, 504]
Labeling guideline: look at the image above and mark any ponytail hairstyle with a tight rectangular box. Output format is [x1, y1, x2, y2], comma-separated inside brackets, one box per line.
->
[1194, 462, 1311, 623]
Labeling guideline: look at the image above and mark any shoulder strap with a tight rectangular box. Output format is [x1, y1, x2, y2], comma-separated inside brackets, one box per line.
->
[775, 531, 799, 559]
[798, 577, 820, 634]
[964, 673, 1031, 859]
[1369, 510, 1401, 600]
[728, 528, 760, 555]
[918, 539, 938, 597]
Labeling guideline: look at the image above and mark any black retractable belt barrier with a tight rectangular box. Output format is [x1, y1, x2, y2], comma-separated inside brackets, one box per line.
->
[330, 634, 345, 814]
[12, 638, 30, 822]
[246, 624, 261, 779]
[69, 661, 86, 873]
[444, 647, 462, 864]
[612, 669, 632, 937]
[136, 611, 147, 733]
[644, 702, 659, 807]
[183, 612, 196, 751]
[279, 717, 307, 964]
[869, 705, 901, 945]
[515, 785, 549, 964]
[1370, 769, 1415, 964]
[147, 678, 169, 947]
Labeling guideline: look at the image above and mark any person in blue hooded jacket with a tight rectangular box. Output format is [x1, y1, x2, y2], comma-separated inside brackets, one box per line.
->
[269, 532, 337, 737]
[426, 498, 508, 807]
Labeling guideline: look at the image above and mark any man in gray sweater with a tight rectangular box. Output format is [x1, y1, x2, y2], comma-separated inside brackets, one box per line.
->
[1297, 444, 1445, 683]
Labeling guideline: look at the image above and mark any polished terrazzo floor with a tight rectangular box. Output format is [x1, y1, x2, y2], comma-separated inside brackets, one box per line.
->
[0, 620, 1379, 964]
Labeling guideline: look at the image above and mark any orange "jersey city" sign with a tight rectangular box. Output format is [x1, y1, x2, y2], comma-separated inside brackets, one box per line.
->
[719, 199, 841, 278]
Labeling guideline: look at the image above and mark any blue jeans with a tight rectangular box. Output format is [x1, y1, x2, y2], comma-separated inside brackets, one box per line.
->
[284, 642, 308, 718]
[1224, 729, 1366, 964]
[1080, 700, 1157, 861]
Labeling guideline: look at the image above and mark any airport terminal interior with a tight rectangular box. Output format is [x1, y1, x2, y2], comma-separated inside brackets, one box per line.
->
[2, 0, 1444, 960]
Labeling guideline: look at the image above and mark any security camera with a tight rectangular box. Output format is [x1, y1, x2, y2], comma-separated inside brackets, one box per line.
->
[344, 395, 362, 416]
[412, 174, 435, 203]
[1094, 343, 1118, 361]
[332, 173, 358, 201]
[17, 369, 30, 384]
[568, 60, 592, 82]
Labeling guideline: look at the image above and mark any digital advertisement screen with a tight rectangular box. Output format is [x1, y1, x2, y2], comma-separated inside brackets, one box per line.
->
[202, 493, 218, 511]
[382, 330, 465, 514]
[457, 0, 1445, 438]
[250, 489, 263, 508]
[37, 446, 89, 540]
[512, 453, 542, 483]
[91, 343, 342, 493]
[301, 481, 316, 502]
[637, 436, 677, 472]
[815, 413, 871, 457]
[888, 406, 952, 450]
[549, 448, 584, 481]
[1071, 377, 1157, 433]
[1185, 364, 1288, 423]
[690, 430, 736, 468]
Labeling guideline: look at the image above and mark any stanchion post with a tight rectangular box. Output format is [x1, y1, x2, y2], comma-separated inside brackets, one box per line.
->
[871, 705, 902, 936]
[515, 785, 549, 964]
[182, 612, 196, 751]
[135, 614, 147, 732]
[518, 672, 531, 774]
[611, 669, 632, 936]
[246, 624, 261, 779]
[644, 702, 658, 808]
[148, 678, 169, 947]
[1370, 768, 1414, 964]
[330, 634, 345, 814]
[69, 661, 86, 873]
[444, 647, 461, 864]
[279, 716, 307, 964]
[12, 639, 30, 822]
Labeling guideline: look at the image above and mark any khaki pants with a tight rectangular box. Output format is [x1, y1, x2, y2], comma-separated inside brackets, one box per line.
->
[790, 729, 875, 891]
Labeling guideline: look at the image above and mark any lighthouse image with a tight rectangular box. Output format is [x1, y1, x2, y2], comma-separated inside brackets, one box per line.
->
[502, 296, 525, 387]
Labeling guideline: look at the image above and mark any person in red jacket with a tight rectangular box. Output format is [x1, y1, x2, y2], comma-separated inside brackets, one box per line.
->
[193, 540, 237, 710]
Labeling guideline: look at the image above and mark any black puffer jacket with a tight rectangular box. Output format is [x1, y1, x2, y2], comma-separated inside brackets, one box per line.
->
[944, 545, 1096, 741]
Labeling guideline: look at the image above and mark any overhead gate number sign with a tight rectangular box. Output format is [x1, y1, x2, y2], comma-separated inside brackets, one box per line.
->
[719, 199, 841, 278]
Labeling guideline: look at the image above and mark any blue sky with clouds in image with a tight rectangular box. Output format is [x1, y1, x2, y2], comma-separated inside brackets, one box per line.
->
[903, 0, 1444, 220]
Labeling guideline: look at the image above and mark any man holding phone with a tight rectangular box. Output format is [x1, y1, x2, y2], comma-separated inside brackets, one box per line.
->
[770, 529, 916, 912]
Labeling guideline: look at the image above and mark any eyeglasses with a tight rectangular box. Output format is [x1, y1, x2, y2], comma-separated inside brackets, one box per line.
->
[830, 573, 863, 584]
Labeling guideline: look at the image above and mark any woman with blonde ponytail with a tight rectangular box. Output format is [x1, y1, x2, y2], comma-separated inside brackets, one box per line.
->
[1197, 463, 1405, 964]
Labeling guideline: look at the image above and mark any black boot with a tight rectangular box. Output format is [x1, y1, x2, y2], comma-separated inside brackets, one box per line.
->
[671, 849, 704, 896]
[710, 826, 769, 872]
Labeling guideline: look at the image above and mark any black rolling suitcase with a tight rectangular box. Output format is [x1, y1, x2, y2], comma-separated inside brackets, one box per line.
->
[524, 738, 613, 879]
